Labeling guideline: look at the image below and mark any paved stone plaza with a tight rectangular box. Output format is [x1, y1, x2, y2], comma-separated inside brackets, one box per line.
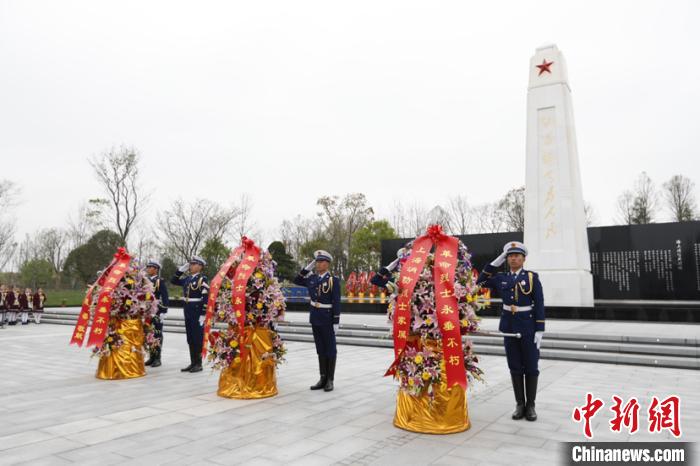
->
[0, 324, 698, 465]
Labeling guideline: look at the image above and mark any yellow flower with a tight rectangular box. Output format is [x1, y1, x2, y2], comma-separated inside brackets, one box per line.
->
[126, 279, 134, 285]
[414, 355, 423, 364]
[425, 317, 432, 325]
[106, 337, 113, 342]
[408, 378, 415, 386]
[254, 272, 264, 279]
[460, 319, 468, 327]
[256, 302, 263, 310]
[466, 294, 473, 303]
[218, 311, 225, 319]
[234, 357, 241, 363]
[125, 299, 132, 306]
[145, 292, 152, 301]
[422, 371, 431, 381]
[230, 340, 239, 348]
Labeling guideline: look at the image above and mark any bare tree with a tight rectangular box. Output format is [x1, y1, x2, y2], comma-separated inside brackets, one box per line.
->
[446, 195, 472, 235]
[13, 234, 38, 271]
[0, 180, 19, 270]
[131, 226, 161, 264]
[34, 228, 68, 274]
[387, 200, 434, 238]
[470, 203, 505, 233]
[90, 146, 147, 244]
[426, 205, 452, 231]
[279, 215, 321, 265]
[233, 194, 260, 240]
[663, 175, 697, 222]
[316, 193, 374, 276]
[157, 198, 239, 263]
[630, 172, 658, 224]
[67, 199, 108, 249]
[407, 202, 430, 237]
[497, 186, 525, 232]
[388, 201, 408, 238]
[616, 190, 635, 225]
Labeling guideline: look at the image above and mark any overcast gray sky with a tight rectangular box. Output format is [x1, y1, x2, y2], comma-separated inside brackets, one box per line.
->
[1, 0, 699, 244]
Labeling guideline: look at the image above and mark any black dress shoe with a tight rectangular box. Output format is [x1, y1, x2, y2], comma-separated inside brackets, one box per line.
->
[189, 364, 202, 373]
[181, 345, 195, 372]
[512, 404, 525, 420]
[525, 404, 537, 421]
[150, 359, 161, 368]
[310, 377, 327, 390]
[145, 358, 154, 366]
[323, 379, 334, 392]
[310, 355, 327, 390]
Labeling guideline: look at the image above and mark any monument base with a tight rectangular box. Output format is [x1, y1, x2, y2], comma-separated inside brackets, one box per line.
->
[536, 269, 594, 307]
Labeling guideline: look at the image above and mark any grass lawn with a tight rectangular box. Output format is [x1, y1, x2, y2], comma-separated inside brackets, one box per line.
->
[44, 289, 88, 307]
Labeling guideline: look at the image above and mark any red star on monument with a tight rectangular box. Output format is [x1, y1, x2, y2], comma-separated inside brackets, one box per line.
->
[536, 59, 554, 76]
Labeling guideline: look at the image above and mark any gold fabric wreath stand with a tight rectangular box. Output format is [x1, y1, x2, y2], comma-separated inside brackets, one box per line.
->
[218, 326, 278, 399]
[394, 337, 470, 434]
[96, 318, 146, 380]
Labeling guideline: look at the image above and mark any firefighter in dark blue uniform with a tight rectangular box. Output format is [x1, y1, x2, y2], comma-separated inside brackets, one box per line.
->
[293, 250, 341, 392]
[145, 260, 169, 368]
[171, 256, 209, 373]
[477, 241, 544, 421]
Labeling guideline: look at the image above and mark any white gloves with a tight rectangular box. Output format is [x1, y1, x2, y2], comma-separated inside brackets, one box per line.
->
[178, 263, 190, 273]
[534, 331, 543, 350]
[490, 251, 508, 267]
[304, 260, 316, 272]
[333, 324, 339, 334]
[198, 315, 205, 326]
[386, 258, 400, 271]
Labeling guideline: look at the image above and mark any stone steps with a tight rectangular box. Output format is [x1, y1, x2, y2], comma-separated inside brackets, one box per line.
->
[39, 309, 700, 369]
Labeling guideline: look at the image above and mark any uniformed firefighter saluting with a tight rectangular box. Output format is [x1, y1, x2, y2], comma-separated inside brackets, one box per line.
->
[477, 241, 545, 421]
[171, 256, 209, 373]
[293, 250, 341, 392]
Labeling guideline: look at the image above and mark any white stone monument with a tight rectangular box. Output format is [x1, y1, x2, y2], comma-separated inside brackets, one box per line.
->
[523, 44, 594, 307]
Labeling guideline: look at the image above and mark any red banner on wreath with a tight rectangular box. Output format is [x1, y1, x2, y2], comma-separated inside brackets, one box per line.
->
[85, 249, 131, 347]
[385, 225, 467, 390]
[69, 248, 129, 346]
[69, 285, 96, 346]
[201, 244, 245, 357]
[231, 237, 261, 360]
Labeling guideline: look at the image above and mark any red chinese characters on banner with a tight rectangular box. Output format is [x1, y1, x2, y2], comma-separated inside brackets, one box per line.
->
[387, 235, 432, 364]
[573, 394, 683, 439]
[648, 395, 681, 438]
[385, 225, 466, 390]
[201, 245, 245, 357]
[230, 238, 261, 360]
[610, 396, 640, 434]
[572, 393, 604, 439]
[69, 247, 131, 347]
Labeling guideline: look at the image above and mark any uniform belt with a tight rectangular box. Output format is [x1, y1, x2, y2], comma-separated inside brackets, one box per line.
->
[310, 300, 332, 309]
[184, 298, 202, 303]
[503, 304, 532, 312]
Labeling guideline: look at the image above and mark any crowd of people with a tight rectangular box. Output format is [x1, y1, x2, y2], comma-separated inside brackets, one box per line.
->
[0, 285, 46, 327]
